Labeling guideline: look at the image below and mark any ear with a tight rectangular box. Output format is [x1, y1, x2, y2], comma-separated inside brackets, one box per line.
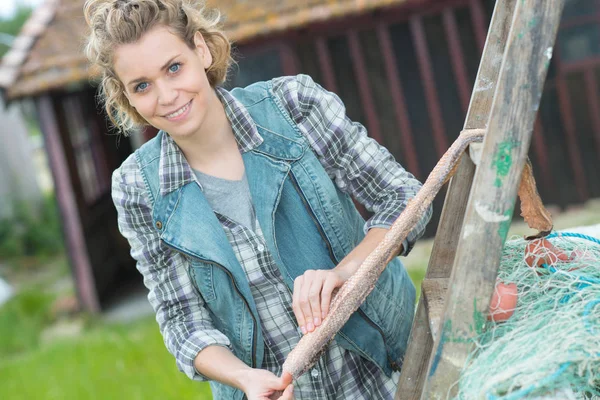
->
[193, 31, 213, 70]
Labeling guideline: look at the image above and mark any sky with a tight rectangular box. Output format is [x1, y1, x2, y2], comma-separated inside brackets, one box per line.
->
[0, 0, 44, 18]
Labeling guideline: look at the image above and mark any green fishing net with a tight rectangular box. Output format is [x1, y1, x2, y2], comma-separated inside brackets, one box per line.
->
[456, 232, 600, 400]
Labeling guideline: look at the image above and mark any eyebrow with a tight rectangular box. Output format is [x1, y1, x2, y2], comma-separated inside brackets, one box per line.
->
[126, 54, 182, 87]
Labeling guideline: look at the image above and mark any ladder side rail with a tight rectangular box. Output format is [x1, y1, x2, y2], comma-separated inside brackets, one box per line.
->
[428, 0, 519, 281]
[423, 1, 565, 398]
[395, 0, 517, 397]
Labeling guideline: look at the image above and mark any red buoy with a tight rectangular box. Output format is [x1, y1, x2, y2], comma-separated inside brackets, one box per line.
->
[488, 282, 518, 322]
[524, 238, 569, 272]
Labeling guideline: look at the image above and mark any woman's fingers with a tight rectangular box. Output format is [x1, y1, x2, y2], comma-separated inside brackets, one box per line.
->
[292, 270, 347, 335]
[293, 270, 321, 334]
[300, 270, 317, 332]
[279, 384, 294, 400]
[247, 369, 292, 400]
[308, 272, 324, 329]
[320, 274, 342, 320]
[292, 276, 307, 334]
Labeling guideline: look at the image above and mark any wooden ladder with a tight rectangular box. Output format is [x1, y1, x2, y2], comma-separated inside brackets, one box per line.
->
[395, 1, 565, 399]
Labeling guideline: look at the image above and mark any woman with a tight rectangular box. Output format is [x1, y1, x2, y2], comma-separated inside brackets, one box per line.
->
[84, 0, 432, 398]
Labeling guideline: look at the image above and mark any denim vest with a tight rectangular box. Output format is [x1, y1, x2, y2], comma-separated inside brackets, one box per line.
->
[135, 80, 416, 399]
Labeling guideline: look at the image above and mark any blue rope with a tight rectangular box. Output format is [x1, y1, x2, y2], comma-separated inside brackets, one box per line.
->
[539, 231, 600, 302]
[542, 230, 599, 295]
[545, 231, 600, 247]
[541, 264, 600, 285]
[583, 298, 600, 335]
[486, 362, 572, 400]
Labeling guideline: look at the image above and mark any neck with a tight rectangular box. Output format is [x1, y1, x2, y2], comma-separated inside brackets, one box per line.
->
[175, 88, 237, 169]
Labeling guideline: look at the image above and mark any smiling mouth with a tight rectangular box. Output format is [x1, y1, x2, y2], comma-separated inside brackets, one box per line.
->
[163, 100, 192, 119]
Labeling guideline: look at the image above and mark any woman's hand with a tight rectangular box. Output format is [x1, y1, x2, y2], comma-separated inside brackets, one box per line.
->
[292, 268, 352, 334]
[241, 370, 294, 400]
[291, 229, 394, 334]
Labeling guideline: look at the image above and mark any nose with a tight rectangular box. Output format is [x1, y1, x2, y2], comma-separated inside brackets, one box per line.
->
[156, 81, 178, 106]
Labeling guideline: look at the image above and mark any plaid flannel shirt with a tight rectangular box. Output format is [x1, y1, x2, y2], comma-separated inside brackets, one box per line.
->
[112, 74, 431, 398]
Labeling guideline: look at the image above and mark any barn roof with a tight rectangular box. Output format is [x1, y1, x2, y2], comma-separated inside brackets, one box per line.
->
[0, 0, 407, 100]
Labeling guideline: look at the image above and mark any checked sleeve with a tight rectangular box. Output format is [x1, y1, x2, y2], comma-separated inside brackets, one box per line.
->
[272, 74, 432, 255]
[111, 155, 231, 381]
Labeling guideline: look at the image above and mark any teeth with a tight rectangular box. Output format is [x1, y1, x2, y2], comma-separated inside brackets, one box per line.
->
[166, 102, 190, 119]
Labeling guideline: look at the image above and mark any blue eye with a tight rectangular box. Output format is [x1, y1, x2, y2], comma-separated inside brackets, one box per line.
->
[134, 82, 148, 93]
[168, 63, 181, 73]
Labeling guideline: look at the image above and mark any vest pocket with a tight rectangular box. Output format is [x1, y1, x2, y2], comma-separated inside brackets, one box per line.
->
[364, 259, 416, 364]
[189, 261, 217, 302]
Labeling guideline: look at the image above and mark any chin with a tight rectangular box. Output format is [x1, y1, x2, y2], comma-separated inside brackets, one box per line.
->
[170, 123, 200, 139]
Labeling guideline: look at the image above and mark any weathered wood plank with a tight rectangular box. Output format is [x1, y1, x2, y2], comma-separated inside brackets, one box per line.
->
[423, 1, 565, 398]
[395, 1, 516, 398]
[421, 278, 450, 342]
[427, 0, 517, 280]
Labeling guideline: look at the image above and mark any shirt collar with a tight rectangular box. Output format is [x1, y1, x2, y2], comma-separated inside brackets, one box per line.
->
[216, 86, 263, 152]
[158, 86, 264, 196]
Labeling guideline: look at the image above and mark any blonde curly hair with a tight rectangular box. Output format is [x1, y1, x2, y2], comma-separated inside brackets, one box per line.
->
[84, 0, 232, 133]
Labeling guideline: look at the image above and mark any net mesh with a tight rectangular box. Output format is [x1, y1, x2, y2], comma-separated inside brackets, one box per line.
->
[455, 233, 600, 399]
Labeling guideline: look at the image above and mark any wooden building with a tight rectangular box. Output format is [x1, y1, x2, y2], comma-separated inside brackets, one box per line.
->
[0, 0, 598, 312]
[0, 96, 42, 219]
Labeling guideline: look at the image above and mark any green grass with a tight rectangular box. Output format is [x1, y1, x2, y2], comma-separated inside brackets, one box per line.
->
[0, 194, 64, 264]
[0, 250, 425, 400]
[408, 268, 427, 303]
[0, 317, 213, 399]
[0, 288, 55, 358]
[0, 270, 426, 400]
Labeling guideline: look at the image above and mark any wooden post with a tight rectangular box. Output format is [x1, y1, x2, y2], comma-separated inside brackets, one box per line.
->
[36, 95, 100, 313]
[423, 1, 565, 398]
[395, 1, 516, 397]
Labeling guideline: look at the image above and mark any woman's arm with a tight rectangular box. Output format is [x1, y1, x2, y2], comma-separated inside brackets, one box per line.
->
[273, 74, 431, 333]
[291, 227, 396, 333]
[113, 157, 294, 398]
[274, 74, 431, 255]
[194, 346, 294, 399]
[112, 157, 232, 381]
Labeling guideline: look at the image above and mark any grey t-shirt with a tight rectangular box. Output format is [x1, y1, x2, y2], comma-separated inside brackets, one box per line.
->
[193, 169, 256, 231]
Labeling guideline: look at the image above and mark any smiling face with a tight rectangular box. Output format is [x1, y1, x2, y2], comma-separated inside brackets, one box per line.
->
[113, 25, 216, 140]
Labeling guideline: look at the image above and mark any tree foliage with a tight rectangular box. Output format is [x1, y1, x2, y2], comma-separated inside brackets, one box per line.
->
[0, 5, 33, 58]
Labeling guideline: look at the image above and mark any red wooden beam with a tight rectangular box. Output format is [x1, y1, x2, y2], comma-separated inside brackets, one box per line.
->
[469, 0, 488, 54]
[89, 128, 110, 196]
[279, 42, 300, 76]
[376, 23, 421, 177]
[559, 14, 600, 30]
[347, 30, 383, 144]
[583, 69, 600, 160]
[36, 95, 100, 313]
[442, 8, 471, 114]
[236, 0, 470, 47]
[315, 37, 338, 93]
[78, 93, 110, 198]
[531, 116, 555, 192]
[555, 77, 589, 201]
[560, 57, 600, 74]
[410, 16, 448, 158]
[235, 0, 475, 52]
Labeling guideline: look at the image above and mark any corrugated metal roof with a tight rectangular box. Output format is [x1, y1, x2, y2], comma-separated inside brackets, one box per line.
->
[0, 0, 407, 100]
